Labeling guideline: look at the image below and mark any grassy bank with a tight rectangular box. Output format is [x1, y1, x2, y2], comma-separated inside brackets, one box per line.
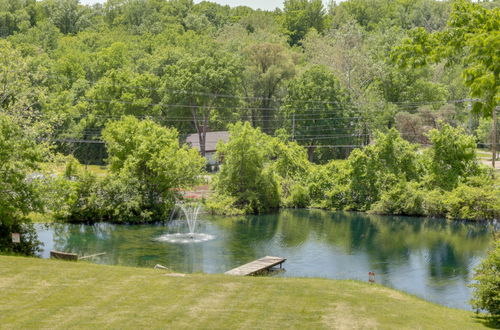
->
[0, 256, 489, 329]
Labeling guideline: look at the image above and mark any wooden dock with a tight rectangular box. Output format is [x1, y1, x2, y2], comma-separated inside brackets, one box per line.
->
[225, 256, 286, 276]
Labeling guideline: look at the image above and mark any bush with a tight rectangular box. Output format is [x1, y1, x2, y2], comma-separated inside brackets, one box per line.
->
[424, 123, 480, 190]
[442, 184, 500, 221]
[471, 239, 500, 321]
[205, 194, 245, 216]
[345, 129, 422, 210]
[281, 180, 310, 208]
[307, 161, 343, 208]
[370, 180, 426, 216]
[214, 122, 280, 214]
[0, 217, 41, 256]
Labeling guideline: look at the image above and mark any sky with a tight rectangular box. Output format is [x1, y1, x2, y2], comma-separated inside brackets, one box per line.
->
[80, 0, 333, 11]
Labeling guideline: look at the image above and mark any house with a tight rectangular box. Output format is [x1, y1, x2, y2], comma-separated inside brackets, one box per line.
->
[185, 131, 229, 170]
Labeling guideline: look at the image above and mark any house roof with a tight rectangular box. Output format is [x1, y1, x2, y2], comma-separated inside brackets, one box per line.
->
[185, 131, 229, 153]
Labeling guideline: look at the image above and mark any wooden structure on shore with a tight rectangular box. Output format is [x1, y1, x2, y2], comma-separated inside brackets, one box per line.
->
[50, 250, 106, 261]
[225, 256, 286, 276]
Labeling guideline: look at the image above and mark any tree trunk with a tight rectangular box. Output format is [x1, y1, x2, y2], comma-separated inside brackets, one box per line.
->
[191, 108, 206, 157]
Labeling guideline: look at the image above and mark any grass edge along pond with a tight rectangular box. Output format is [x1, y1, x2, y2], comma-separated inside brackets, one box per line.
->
[0, 256, 491, 329]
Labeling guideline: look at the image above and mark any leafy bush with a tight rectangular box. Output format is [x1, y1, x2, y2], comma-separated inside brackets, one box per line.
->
[47, 117, 205, 224]
[307, 161, 343, 208]
[442, 184, 500, 221]
[0, 113, 46, 255]
[0, 217, 41, 256]
[281, 180, 310, 208]
[214, 122, 280, 214]
[205, 194, 245, 216]
[330, 129, 422, 211]
[471, 239, 500, 321]
[424, 123, 481, 190]
[370, 180, 426, 216]
[370, 180, 500, 221]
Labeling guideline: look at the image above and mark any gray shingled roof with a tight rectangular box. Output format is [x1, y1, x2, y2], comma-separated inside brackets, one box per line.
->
[185, 131, 229, 152]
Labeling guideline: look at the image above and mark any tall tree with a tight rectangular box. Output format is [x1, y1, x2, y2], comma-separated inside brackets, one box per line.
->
[46, 0, 89, 34]
[393, 0, 499, 117]
[102, 116, 205, 220]
[162, 47, 243, 156]
[242, 42, 296, 132]
[281, 66, 356, 161]
[281, 0, 327, 46]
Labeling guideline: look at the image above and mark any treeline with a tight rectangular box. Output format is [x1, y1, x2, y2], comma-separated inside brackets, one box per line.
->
[2, 0, 498, 164]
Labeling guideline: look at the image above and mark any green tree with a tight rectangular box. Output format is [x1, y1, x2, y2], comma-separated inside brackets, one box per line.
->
[46, 0, 90, 34]
[242, 42, 296, 132]
[424, 123, 479, 190]
[101, 116, 205, 221]
[471, 238, 500, 322]
[281, 65, 355, 161]
[0, 113, 45, 255]
[344, 129, 422, 210]
[393, 0, 499, 116]
[213, 122, 280, 214]
[281, 0, 327, 46]
[162, 47, 243, 156]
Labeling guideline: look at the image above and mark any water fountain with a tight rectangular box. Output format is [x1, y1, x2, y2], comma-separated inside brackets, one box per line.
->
[155, 202, 215, 244]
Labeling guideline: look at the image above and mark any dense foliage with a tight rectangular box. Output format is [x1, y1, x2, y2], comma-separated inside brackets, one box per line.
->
[0, 113, 45, 255]
[211, 122, 500, 221]
[46, 117, 205, 223]
[1, 0, 497, 166]
[471, 238, 500, 322]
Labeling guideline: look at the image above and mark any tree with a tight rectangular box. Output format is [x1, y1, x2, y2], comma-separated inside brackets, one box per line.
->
[162, 47, 243, 156]
[0, 113, 45, 255]
[345, 129, 422, 210]
[0, 40, 40, 122]
[214, 122, 280, 213]
[471, 238, 500, 322]
[46, 0, 90, 34]
[281, 0, 327, 46]
[281, 66, 356, 161]
[101, 116, 205, 221]
[303, 22, 376, 97]
[392, 0, 499, 117]
[242, 42, 296, 132]
[425, 123, 480, 190]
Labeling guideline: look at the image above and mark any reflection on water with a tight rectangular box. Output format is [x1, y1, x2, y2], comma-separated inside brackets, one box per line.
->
[35, 209, 497, 310]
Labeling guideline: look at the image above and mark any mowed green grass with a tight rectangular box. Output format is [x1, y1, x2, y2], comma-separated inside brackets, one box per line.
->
[0, 256, 489, 329]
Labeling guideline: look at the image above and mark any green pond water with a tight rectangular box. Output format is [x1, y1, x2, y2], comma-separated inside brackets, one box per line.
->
[35, 209, 497, 310]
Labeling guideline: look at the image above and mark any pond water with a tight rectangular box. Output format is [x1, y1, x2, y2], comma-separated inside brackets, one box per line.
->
[35, 209, 497, 310]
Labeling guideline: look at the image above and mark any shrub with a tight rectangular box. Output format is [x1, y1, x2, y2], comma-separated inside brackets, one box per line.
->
[471, 239, 500, 321]
[442, 184, 500, 221]
[0, 217, 41, 256]
[346, 129, 422, 210]
[205, 194, 245, 216]
[370, 180, 426, 216]
[214, 122, 280, 214]
[281, 180, 310, 208]
[424, 123, 480, 190]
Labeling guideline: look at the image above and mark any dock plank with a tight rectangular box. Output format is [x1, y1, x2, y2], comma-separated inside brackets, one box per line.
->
[225, 256, 286, 276]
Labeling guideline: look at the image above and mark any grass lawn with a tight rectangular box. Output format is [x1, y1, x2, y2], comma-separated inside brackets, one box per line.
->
[0, 256, 491, 329]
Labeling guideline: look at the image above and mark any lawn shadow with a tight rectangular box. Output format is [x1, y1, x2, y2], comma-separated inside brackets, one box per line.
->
[471, 314, 499, 329]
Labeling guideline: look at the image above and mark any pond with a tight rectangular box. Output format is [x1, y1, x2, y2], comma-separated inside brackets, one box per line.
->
[35, 209, 497, 310]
